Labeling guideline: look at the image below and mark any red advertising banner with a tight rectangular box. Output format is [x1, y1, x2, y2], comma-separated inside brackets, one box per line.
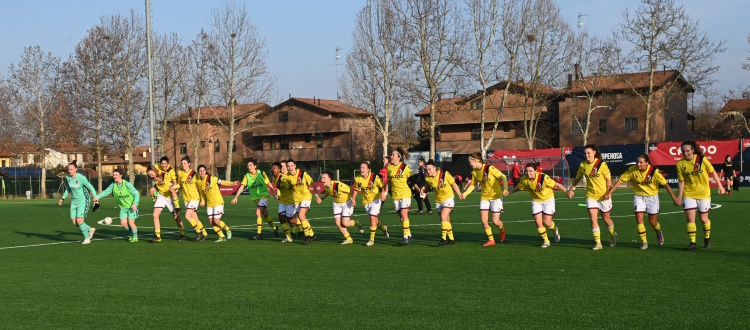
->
[648, 140, 740, 166]
[489, 147, 572, 159]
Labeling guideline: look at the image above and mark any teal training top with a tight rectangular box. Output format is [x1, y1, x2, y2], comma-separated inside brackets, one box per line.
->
[61, 174, 97, 201]
[96, 181, 140, 209]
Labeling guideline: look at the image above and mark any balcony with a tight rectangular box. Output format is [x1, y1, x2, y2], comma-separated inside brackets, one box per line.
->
[252, 118, 366, 137]
[253, 147, 353, 162]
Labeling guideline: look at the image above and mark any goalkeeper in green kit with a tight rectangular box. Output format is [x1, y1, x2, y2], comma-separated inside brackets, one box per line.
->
[58, 162, 99, 244]
[94, 168, 141, 242]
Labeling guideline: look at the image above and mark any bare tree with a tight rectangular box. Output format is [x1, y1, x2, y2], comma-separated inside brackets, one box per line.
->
[563, 33, 620, 146]
[342, 0, 407, 158]
[62, 25, 111, 192]
[179, 30, 212, 170]
[153, 32, 189, 160]
[204, 1, 277, 180]
[743, 33, 750, 72]
[514, 0, 574, 149]
[399, 0, 466, 160]
[100, 10, 149, 183]
[4, 46, 62, 198]
[617, 0, 725, 152]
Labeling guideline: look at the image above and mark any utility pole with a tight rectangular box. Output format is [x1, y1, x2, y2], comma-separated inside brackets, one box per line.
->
[145, 0, 156, 166]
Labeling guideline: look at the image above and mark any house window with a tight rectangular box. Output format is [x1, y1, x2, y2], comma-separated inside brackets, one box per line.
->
[200, 141, 206, 148]
[214, 140, 220, 152]
[471, 99, 483, 110]
[279, 111, 289, 122]
[271, 139, 277, 150]
[598, 119, 607, 133]
[305, 135, 311, 143]
[571, 117, 586, 135]
[317, 135, 323, 148]
[471, 128, 481, 140]
[2, 160, 5, 167]
[227, 141, 236, 153]
[503, 124, 510, 133]
[625, 117, 638, 132]
[179, 143, 187, 154]
[280, 137, 289, 150]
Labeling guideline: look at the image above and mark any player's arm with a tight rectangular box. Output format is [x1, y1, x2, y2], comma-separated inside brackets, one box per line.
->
[316, 191, 329, 204]
[350, 184, 360, 206]
[81, 176, 99, 203]
[198, 185, 207, 207]
[554, 182, 569, 195]
[491, 167, 509, 195]
[708, 168, 725, 195]
[604, 180, 623, 200]
[507, 185, 520, 195]
[218, 179, 235, 187]
[462, 182, 476, 197]
[95, 183, 114, 200]
[126, 182, 140, 207]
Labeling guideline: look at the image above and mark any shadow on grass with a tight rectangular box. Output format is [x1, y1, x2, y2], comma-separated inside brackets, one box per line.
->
[14, 228, 128, 242]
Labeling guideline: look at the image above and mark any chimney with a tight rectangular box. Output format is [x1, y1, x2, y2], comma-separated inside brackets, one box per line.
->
[318, 99, 321, 106]
[574, 63, 581, 80]
[567, 74, 573, 89]
[289, 93, 291, 99]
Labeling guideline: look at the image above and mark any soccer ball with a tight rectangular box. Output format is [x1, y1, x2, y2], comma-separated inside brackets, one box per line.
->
[104, 217, 113, 225]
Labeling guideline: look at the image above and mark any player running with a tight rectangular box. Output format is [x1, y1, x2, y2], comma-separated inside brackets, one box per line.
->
[231, 158, 279, 240]
[566, 144, 618, 250]
[351, 161, 390, 246]
[383, 147, 414, 245]
[675, 141, 725, 250]
[94, 168, 140, 242]
[271, 161, 294, 242]
[316, 172, 363, 245]
[286, 159, 317, 244]
[58, 162, 99, 244]
[604, 154, 679, 250]
[176, 156, 209, 241]
[422, 159, 462, 246]
[462, 152, 509, 247]
[155, 156, 181, 213]
[147, 165, 186, 242]
[196, 165, 237, 242]
[508, 162, 567, 248]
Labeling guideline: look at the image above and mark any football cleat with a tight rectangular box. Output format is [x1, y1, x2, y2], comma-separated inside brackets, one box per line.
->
[685, 242, 697, 250]
[215, 237, 227, 243]
[704, 238, 711, 249]
[610, 232, 618, 247]
[82, 239, 91, 245]
[482, 240, 495, 247]
[357, 222, 364, 233]
[366, 240, 375, 246]
[253, 233, 262, 240]
[540, 241, 551, 248]
[554, 227, 561, 243]
[383, 226, 390, 238]
[130, 237, 138, 243]
[178, 235, 186, 242]
[88, 228, 96, 241]
[151, 237, 162, 243]
[226, 230, 232, 240]
[341, 239, 354, 245]
[640, 242, 648, 250]
[274, 228, 280, 237]
[657, 230, 664, 246]
[438, 239, 447, 246]
[446, 239, 455, 245]
[499, 227, 506, 243]
[400, 237, 411, 245]
[592, 242, 603, 250]
[282, 237, 293, 243]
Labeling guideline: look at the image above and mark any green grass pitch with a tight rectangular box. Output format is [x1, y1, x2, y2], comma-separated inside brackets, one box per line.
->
[1, 189, 748, 328]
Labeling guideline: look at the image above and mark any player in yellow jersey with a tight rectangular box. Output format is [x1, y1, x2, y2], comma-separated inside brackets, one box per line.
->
[422, 159, 462, 246]
[231, 158, 279, 240]
[566, 144, 618, 250]
[508, 162, 568, 248]
[156, 156, 181, 213]
[462, 152, 509, 247]
[383, 147, 414, 245]
[147, 165, 185, 242]
[351, 161, 390, 246]
[317, 172, 364, 245]
[286, 159, 317, 245]
[271, 161, 294, 242]
[675, 141, 725, 250]
[176, 156, 209, 241]
[604, 154, 679, 250]
[196, 165, 237, 242]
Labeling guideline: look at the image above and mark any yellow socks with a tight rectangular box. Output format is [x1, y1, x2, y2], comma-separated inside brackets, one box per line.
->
[593, 228, 601, 244]
[302, 220, 314, 236]
[446, 222, 454, 240]
[548, 221, 556, 231]
[402, 219, 411, 238]
[352, 220, 361, 228]
[256, 217, 263, 234]
[370, 226, 377, 241]
[281, 223, 291, 239]
[178, 226, 185, 235]
[703, 221, 711, 239]
[607, 225, 615, 236]
[637, 223, 647, 243]
[485, 228, 494, 241]
[441, 222, 449, 240]
[344, 233, 352, 241]
[212, 225, 225, 238]
[155, 229, 161, 238]
[220, 221, 230, 231]
[296, 222, 303, 233]
[377, 221, 386, 232]
[537, 227, 549, 243]
[653, 222, 661, 231]
[687, 222, 697, 243]
[265, 215, 276, 230]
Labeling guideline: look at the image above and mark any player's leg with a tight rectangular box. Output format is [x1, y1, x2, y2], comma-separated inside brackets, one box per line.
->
[683, 198, 698, 250]
[534, 212, 550, 248]
[152, 207, 163, 242]
[698, 200, 711, 248]
[398, 203, 412, 245]
[260, 201, 277, 235]
[588, 206, 602, 248]
[480, 208, 494, 246]
[299, 202, 315, 244]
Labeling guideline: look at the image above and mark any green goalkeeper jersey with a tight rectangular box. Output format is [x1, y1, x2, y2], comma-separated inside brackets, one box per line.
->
[96, 181, 140, 209]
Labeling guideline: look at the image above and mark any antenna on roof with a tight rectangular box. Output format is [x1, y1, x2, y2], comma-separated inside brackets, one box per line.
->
[577, 12, 588, 30]
[335, 47, 342, 100]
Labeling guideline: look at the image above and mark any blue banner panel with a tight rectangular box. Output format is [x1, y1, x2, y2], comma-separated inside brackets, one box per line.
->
[565, 144, 648, 177]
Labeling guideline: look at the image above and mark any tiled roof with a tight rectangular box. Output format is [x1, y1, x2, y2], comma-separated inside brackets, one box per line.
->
[0, 149, 14, 157]
[563, 70, 693, 94]
[168, 103, 271, 122]
[274, 97, 372, 116]
[414, 91, 550, 124]
[51, 143, 89, 153]
[720, 99, 750, 113]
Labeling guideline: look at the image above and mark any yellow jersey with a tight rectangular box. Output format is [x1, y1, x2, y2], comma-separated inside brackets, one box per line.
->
[575, 159, 611, 200]
[471, 164, 508, 200]
[424, 170, 456, 203]
[153, 170, 174, 196]
[289, 170, 313, 203]
[354, 173, 384, 205]
[323, 180, 351, 203]
[618, 165, 667, 197]
[387, 162, 412, 200]
[676, 155, 715, 199]
[177, 169, 200, 201]
[517, 173, 557, 203]
[274, 173, 294, 205]
[156, 164, 177, 183]
[196, 174, 233, 207]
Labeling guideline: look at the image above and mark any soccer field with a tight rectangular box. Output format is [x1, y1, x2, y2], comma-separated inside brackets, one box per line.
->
[1, 189, 748, 329]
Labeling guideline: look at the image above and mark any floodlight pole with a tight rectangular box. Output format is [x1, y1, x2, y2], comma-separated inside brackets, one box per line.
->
[145, 0, 156, 166]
